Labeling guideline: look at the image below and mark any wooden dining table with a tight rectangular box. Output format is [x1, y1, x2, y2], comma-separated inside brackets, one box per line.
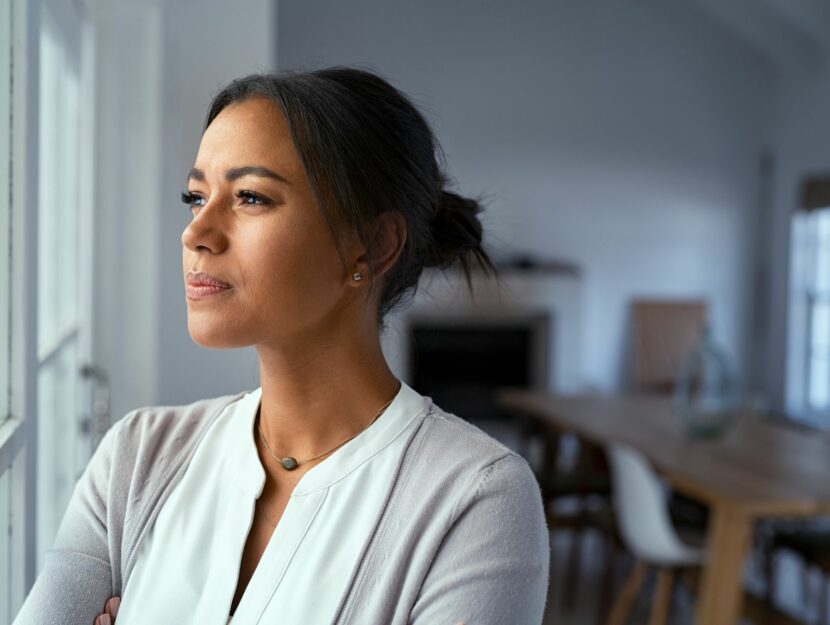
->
[497, 388, 830, 625]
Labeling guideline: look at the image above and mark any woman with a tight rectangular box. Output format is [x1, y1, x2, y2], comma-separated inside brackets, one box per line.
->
[14, 67, 550, 625]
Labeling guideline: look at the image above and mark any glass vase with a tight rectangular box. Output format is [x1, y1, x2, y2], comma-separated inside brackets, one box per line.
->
[673, 324, 740, 439]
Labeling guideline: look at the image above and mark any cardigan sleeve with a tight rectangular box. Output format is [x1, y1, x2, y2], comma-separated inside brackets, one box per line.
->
[408, 453, 551, 625]
[12, 415, 125, 625]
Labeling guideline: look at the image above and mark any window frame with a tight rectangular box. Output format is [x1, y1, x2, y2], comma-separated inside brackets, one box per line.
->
[1, 0, 41, 618]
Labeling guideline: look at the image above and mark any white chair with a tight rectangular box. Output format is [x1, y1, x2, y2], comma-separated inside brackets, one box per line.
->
[605, 443, 705, 625]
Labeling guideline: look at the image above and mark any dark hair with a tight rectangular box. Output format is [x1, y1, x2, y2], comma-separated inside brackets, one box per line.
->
[205, 66, 500, 330]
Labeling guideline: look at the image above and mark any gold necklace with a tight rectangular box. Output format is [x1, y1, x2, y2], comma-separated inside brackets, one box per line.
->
[255, 390, 397, 527]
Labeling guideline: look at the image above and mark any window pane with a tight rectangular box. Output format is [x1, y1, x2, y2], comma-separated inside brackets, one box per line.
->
[809, 356, 830, 411]
[818, 209, 830, 243]
[36, 338, 78, 571]
[34, 8, 87, 571]
[804, 208, 830, 415]
[37, 15, 59, 354]
[0, 0, 12, 426]
[37, 14, 80, 355]
[817, 211, 830, 293]
[0, 467, 9, 625]
[811, 299, 830, 354]
[57, 68, 79, 333]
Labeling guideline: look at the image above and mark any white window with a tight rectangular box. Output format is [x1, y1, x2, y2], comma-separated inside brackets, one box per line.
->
[1, 1, 96, 621]
[0, 1, 33, 621]
[36, 3, 92, 576]
[804, 208, 830, 412]
[789, 201, 830, 424]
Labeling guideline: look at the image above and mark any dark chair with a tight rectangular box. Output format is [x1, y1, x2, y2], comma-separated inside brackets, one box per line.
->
[525, 415, 621, 624]
[761, 519, 830, 624]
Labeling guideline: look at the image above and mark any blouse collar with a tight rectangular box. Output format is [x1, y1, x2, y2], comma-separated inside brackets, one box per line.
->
[231, 379, 432, 497]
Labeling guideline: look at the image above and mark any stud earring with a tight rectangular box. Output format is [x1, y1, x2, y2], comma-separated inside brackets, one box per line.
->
[353, 272, 363, 281]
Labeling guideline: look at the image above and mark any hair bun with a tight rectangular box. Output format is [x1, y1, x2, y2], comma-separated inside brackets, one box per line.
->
[424, 190, 485, 270]
[435, 190, 479, 222]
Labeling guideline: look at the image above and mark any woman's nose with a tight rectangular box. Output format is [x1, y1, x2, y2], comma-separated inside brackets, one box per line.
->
[181, 204, 229, 253]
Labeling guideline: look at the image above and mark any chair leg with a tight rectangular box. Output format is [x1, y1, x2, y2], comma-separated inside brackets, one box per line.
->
[562, 498, 586, 611]
[596, 534, 618, 625]
[562, 529, 583, 611]
[648, 568, 674, 625]
[761, 544, 776, 604]
[606, 560, 647, 625]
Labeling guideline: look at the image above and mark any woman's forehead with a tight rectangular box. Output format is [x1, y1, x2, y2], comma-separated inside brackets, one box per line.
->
[195, 98, 301, 178]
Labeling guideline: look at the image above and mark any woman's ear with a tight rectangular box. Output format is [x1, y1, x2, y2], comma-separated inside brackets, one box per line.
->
[350, 211, 407, 282]
[373, 211, 407, 277]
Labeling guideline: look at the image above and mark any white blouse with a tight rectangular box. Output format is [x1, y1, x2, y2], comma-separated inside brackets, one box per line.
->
[115, 379, 431, 624]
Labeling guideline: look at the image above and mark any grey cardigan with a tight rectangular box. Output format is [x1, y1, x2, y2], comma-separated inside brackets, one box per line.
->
[13, 390, 550, 624]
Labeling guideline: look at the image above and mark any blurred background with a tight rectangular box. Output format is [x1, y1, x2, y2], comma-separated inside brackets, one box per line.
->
[2, 0, 830, 623]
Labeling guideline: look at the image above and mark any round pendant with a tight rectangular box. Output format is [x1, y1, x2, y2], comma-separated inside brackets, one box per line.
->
[281, 457, 299, 470]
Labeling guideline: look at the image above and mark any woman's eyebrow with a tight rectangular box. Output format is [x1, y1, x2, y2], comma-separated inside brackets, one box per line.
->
[187, 166, 290, 185]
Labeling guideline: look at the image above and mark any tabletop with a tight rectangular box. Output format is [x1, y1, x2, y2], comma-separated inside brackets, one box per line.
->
[497, 389, 830, 517]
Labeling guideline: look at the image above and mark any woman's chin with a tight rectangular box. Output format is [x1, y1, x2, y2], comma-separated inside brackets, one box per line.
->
[187, 319, 248, 349]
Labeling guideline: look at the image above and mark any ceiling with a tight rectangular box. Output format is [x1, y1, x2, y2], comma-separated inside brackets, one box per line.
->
[690, 0, 830, 72]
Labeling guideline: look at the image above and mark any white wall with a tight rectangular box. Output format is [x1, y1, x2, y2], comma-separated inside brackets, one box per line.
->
[278, 0, 777, 392]
[92, 2, 163, 422]
[154, 0, 275, 405]
[91, 0, 275, 415]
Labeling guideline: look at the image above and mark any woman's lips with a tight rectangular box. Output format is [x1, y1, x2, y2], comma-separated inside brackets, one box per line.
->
[186, 283, 233, 300]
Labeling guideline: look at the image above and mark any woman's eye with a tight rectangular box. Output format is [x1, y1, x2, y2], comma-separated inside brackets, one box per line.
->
[180, 191, 205, 209]
[235, 189, 272, 206]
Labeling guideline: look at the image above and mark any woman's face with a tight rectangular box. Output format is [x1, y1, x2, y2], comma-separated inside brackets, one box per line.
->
[181, 97, 363, 349]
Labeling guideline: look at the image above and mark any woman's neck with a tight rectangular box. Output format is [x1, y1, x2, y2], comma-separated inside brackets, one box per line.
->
[254, 334, 401, 463]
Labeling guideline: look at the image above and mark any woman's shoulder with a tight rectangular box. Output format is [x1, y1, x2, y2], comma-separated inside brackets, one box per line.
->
[337, 400, 550, 624]
[97, 390, 250, 507]
[418, 400, 533, 472]
[405, 400, 543, 510]
[113, 389, 248, 445]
